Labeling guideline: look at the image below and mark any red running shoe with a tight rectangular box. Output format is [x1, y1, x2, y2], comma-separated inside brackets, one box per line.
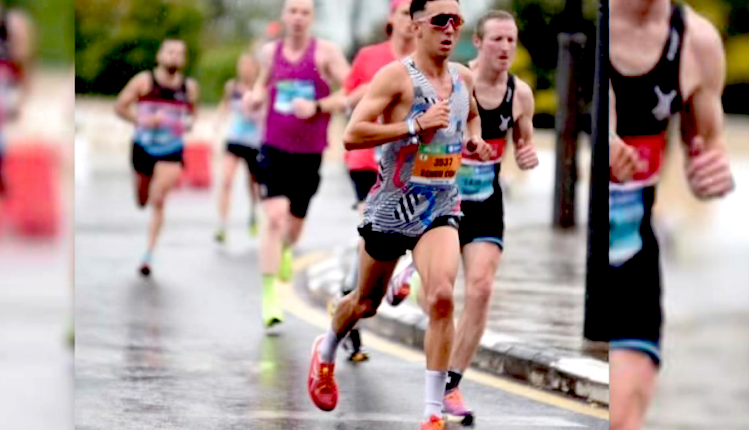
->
[307, 335, 338, 411]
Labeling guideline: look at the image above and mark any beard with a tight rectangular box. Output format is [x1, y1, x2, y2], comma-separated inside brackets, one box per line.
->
[166, 65, 180, 74]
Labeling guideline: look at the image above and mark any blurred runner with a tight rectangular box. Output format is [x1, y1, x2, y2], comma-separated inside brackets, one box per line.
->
[214, 53, 263, 243]
[307, 1, 491, 428]
[0, 4, 32, 202]
[115, 39, 199, 277]
[246, 0, 350, 328]
[386, 11, 539, 425]
[609, 1, 734, 429]
[335, 0, 416, 363]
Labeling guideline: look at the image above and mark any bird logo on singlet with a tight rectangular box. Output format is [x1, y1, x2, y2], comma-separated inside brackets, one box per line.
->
[652, 86, 676, 121]
[499, 115, 511, 132]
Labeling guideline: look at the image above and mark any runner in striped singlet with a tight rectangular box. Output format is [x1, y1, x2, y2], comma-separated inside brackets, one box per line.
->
[307, 1, 492, 428]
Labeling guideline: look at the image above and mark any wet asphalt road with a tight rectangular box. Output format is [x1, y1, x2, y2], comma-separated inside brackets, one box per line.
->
[75, 165, 607, 430]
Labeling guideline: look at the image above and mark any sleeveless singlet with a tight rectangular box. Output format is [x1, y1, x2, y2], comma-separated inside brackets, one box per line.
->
[457, 74, 515, 202]
[609, 4, 684, 266]
[362, 57, 470, 237]
[264, 38, 331, 154]
[226, 82, 261, 147]
[0, 9, 21, 128]
[134, 70, 193, 157]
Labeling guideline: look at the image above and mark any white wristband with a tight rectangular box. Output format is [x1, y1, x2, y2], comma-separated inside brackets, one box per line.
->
[407, 118, 418, 144]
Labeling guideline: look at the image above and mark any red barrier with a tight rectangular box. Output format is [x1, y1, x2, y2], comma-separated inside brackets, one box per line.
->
[180, 143, 212, 189]
[2, 142, 61, 238]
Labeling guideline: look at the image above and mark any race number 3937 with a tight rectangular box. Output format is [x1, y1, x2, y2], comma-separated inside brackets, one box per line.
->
[410, 141, 462, 187]
[609, 187, 646, 267]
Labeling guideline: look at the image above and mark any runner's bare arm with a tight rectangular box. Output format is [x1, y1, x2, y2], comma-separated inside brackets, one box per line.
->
[316, 41, 352, 114]
[8, 10, 34, 112]
[609, 80, 617, 134]
[457, 65, 482, 138]
[512, 80, 536, 147]
[246, 42, 275, 111]
[344, 63, 410, 150]
[115, 72, 149, 125]
[185, 78, 200, 131]
[680, 16, 726, 152]
[343, 48, 373, 109]
[213, 80, 234, 130]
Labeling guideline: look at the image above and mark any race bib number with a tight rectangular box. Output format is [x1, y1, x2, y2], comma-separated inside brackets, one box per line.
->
[410, 142, 462, 187]
[609, 186, 645, 267]
[274, 80, 316, 115]
[457, 161, 497, 201]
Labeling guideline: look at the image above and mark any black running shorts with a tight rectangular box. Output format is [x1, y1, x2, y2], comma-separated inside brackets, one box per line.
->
[459, 190, 505, 250]
[226, 142, 261, 179]
[132, 143, 183, 177]
[359, 215, 461, 262]
[609, 187, 662, 366]
[257, 144, 323, 219]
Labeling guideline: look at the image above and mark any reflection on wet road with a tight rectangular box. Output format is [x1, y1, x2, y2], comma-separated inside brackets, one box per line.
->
[75, 170, 607, 430]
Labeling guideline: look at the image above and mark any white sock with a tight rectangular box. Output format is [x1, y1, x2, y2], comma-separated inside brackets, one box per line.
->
[424, 370, 447, 419]
[318, 330, 341, 363]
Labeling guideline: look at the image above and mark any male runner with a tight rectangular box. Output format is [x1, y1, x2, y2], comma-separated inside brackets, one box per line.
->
[387, 11, 539, 425]
[609, 1, 734, 429]
[115, 39, 199, 276]
[307, 1, 492, 428]
[246, 0, 351, 328]
[336, 0, 416, 363]
[0, 4, 32, 199]
[214, 53, 262, 243]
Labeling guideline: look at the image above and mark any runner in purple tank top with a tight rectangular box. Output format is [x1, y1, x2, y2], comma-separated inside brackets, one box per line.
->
[246, 0, 351, 328]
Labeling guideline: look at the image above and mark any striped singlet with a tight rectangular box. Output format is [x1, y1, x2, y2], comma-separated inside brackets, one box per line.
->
[361, 57, 470, 237]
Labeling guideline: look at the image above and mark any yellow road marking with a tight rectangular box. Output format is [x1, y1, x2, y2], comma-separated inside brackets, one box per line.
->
[286, 251, 609, 421]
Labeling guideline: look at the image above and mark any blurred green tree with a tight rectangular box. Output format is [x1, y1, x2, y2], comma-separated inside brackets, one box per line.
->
[75, 0, 204, 95]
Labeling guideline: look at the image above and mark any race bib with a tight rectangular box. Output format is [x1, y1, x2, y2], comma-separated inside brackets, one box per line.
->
[457, 161, 497, 201]
[609, 186, 645, 267]
[410, 141, 462, 187]
[274, 80, 316, 115]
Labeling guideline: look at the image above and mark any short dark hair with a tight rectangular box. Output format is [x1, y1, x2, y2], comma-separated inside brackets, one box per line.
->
[410, 0, 459, 19]
[160, 38, 186, 50]
[475, 10, 516, 40]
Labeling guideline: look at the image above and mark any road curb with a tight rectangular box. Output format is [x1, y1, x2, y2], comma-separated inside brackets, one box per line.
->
[298, 249, 610, 407]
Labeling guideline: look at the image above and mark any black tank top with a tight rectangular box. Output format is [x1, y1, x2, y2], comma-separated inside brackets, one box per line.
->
[457, 74, 515, 201]
[477, 74, 515, 142]
[611, 4, 684, 138]
[141, 69, 189, 104]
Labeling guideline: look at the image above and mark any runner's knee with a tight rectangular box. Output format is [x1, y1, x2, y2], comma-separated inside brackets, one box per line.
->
[425, 280, 454, 319]
[464, 274, 493, 308]
[265, 207, 287, 235]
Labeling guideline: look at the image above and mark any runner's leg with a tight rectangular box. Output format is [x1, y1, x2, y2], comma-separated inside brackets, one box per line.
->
[260, 196, 290, 325]
[610, 350, 658, 430]
[217, 152, 240, 240]
[142, 161, 181, 270]
[451, 242, 501, 373]
[412, 225, 461, 419]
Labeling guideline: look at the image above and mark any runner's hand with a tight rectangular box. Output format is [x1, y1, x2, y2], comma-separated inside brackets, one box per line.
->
[466, 135, 492, 161]
[243, 90, 264, 114]
[515, 139, 538, 170]
[292, 98, 318, 120]
[142, 111, 164, 129]
[686, 136, 734, 199]
[610, 133, 647, 183]
[418, 100, 450, 132]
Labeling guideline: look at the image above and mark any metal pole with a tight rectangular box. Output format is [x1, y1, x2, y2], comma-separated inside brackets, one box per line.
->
[553, 0, 586, 229]
[584, 0, 609, 341]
